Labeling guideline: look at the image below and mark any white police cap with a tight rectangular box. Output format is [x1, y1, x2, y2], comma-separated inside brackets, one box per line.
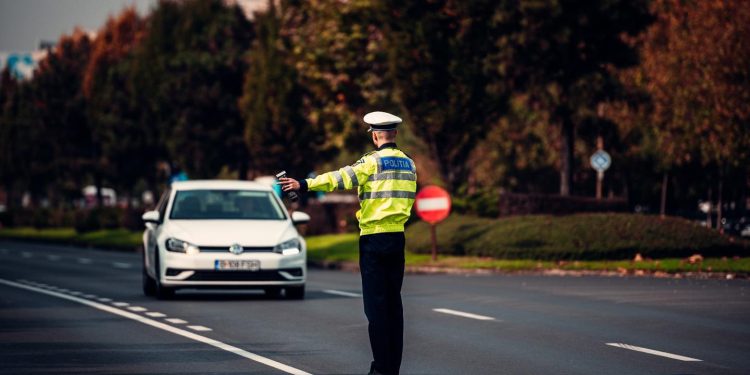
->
[363, 111, 402, 132]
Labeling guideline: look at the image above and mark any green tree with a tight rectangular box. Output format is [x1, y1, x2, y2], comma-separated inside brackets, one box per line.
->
[130, 0, 253, 179]
[83, 8, 146, 206]
[503, 0, 652, 196]
[25, 30, 93, 206]
[283, 0, 392, 157]
[374, 0, 512, 192]
[239, 1, 325, 177]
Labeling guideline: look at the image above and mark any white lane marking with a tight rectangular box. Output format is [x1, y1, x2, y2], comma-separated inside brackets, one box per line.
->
[21, 252, 32, 258]
[112, 302, 129, 307]
[0, 248, 8, 254]
[78, 258, 93, 264]
[166, 318, 187, 324]
[0, 279, 312, 375]
[606, 343, 702, 362]
[47, 255, 61, 261]
[83, 294, 96, 299]
[69, 291, 83, 296]
[188, 325, 213, 332]
[112, 262, 132, 269]
[146, 312, 166, 318]
[433, 308, 496, 321]
[323, 289, 362, 298]
[127, 306, 147, 312]
[97, 298, 112, 302]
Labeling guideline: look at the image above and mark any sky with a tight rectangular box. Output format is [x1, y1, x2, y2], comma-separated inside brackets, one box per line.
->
[0, 0, 157, 51]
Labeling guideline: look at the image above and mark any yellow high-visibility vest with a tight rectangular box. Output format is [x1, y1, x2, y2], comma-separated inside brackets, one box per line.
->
[305, 145, 417, 235]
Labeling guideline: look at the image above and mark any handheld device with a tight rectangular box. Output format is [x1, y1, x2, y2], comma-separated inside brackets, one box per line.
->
[275, 170, 299, 202]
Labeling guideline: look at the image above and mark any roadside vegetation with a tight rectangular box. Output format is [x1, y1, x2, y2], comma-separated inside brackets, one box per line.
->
[406, 213, 748, 260]
[3, 212, 748, 274]
[0, 227, 141, 251]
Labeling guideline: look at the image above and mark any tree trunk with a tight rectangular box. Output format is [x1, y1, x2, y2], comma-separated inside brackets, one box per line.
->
[707, 185, 713, 229]
[559, 116, 575, 196]
[717, 170, 723, 232]
[238, 156, 248, 181]
[94, 169, 104, 208]
[660, 172, 668, 219]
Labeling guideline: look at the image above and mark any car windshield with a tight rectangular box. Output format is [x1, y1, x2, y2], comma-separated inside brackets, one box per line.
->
[169, 189, 286, 220]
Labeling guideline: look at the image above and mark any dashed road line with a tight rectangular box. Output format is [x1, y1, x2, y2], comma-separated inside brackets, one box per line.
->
[83, 294, 96, 299]
[112, 262, 132, 269]
[127, 306, 147, 312]
[166, 318, 188, 324]
[323, 289, 362, 298]
[78, 258, 93, 264]
[0, 278, 312, 375]
[433, 308, 496, 321]
[112, 302, 129, 307]
[606, 343, 702, 362]
[146, 312, 166, 318]
[47, 255, 61, 261]
[188, 325, 212, 332]
[21, 252, 32, 258]
[97, 298, 112, 302]
[69, 291, 83, 296]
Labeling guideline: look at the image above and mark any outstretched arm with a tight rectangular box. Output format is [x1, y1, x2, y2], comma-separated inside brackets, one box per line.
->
[279, 156, 377, 194]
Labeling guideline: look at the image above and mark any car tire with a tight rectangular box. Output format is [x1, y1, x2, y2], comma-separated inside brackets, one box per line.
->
[142, 264, 156, 297]
[154, 252, 175, 300]
[286, 285, 305, 300]
[264, 286, 282, 299]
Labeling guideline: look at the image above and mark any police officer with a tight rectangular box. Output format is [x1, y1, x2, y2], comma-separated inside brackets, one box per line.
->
[280, 111, 416, 375]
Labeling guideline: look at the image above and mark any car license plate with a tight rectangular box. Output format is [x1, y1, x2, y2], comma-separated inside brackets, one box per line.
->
[215, 260, 260, 271]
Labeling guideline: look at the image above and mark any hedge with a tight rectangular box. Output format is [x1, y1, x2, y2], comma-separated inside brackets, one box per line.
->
[406, 213, 750, 260]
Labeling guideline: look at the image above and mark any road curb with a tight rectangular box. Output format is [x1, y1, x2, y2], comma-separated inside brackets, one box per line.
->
[308, 260, 747, 279]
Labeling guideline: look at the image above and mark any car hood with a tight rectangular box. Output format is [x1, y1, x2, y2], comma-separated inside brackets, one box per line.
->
[165, 220, 294, 247]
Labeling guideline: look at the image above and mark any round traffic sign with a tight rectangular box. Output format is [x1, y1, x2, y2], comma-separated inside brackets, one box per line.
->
[590, 150, 611, 172]
[415, 185, 451, 224]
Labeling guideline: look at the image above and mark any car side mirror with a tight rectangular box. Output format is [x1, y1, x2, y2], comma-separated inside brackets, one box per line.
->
[142, 210, 161, 225]
[291, 211, 310, 225]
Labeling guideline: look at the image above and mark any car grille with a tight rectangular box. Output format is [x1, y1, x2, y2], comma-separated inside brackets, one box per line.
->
[198, 246, 275, 253]
[177, 268, 303, 282]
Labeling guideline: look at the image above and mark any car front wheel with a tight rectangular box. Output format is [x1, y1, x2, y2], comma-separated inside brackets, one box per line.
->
[153, 252, 175, 300]
[142, 265, 156, 296]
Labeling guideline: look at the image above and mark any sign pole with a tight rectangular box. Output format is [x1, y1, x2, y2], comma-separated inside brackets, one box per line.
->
[430, 224, 437, 261]
[596, 171, 603, 200]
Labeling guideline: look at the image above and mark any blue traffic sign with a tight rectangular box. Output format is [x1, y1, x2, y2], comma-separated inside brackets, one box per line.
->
[590, 150, 611, 172]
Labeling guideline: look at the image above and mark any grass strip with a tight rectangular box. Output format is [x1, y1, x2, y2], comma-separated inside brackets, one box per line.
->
[0, 227, 141, 251]
[304, 231, 750, 274]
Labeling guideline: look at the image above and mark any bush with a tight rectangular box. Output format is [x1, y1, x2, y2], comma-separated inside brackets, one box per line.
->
[406, 213, 750, 260]
[74, 207, 124, 233]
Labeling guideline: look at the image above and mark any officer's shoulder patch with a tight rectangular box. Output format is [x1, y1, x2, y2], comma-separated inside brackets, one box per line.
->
[352, 151, 374, 166]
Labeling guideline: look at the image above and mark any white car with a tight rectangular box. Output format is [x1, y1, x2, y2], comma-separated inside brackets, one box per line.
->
[141, 180, 309, 299]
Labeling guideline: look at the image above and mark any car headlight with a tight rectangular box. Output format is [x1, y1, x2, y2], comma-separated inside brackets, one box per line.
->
[166, 238, 200, 254]
[274, 238, 300, 256]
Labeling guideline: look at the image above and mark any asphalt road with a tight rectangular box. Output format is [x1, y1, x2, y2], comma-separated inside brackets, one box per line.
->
[1, 240, 748, 375]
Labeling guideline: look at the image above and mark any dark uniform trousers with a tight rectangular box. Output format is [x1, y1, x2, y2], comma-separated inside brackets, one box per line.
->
[359, 232, 406, 375]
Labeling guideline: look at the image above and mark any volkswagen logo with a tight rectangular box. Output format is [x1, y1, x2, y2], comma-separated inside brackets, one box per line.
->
[229, 243, 244, 255]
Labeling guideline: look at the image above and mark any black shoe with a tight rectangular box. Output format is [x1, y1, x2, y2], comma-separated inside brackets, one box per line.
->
[368, 362, 385, 375]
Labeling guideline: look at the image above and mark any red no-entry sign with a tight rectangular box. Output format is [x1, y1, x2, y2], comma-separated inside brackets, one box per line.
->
[415, 185, 451, 224]
[415, 186, 451, 261]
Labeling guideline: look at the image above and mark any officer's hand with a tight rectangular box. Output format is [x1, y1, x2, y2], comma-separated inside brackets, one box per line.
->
[279, 177, 300, 192]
